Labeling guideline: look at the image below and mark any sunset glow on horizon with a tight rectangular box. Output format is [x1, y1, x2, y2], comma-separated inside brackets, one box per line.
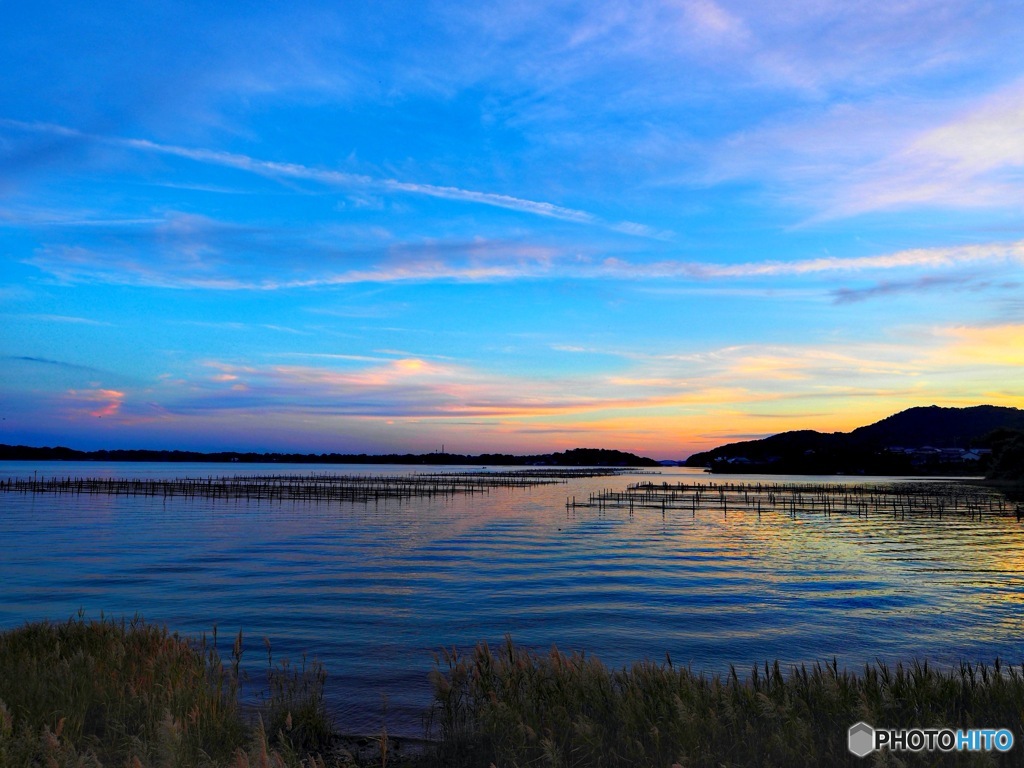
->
[2, 2, 1023, 459]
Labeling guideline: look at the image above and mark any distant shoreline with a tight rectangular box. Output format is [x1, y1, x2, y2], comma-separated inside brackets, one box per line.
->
[0, 444, 662, 467]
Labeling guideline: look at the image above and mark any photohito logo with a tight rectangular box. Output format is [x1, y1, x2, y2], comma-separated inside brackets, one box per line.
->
[848, 722, 1014, 757]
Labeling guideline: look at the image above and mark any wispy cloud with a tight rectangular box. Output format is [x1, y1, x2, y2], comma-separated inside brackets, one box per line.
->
[24, 228, 565, 290]
[272, 352, 390, 363]
[0, 284, 34, 301]
[817, 80, 1024, 218]
[64, 388, 125, 419]
[451, 0, 1000, 103]
[182, 320, 308, 335]
[830, 274, 1012, 304]
[23, 205, 1024, 290]
[0, 207, 166, 229]
[160, 329, 973, 424]
[602, 240, 1024, 279]
[5, 356, 106, 373]
[149, 356, 752, 427]
[20, 317, 1021, 454]
[290, 237, 1024, 287]
[1, 119, 660, 237]
[178, 358, 624, 419]
[18, 313, 113, 326]
[691, 74, 1024, 224]
[929, 323, 1024, 368]
[305, 303, 408, 320]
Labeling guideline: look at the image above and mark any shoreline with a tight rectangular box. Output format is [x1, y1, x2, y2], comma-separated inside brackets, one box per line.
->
[0, 444, 663, 467]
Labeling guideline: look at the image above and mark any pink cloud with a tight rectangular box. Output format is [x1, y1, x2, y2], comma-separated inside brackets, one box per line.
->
[65, 388, 125, 419]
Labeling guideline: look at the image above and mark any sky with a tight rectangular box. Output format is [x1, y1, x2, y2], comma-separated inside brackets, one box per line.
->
[2, 1, 1023, 459]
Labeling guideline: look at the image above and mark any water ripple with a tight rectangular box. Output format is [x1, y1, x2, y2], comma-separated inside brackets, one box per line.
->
[2, 464, 1023, 735]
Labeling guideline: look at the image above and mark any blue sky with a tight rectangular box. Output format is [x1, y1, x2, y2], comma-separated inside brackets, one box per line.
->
[2, 1, 1023, 458]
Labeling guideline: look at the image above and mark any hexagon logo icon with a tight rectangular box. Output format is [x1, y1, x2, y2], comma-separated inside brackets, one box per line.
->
[848, 722, 875, 757]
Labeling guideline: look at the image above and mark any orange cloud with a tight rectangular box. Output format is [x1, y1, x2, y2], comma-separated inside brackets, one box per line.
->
[934, 324, 1024, 366]
[66, 388, 125, 418]
[163, 325, 1022, 457]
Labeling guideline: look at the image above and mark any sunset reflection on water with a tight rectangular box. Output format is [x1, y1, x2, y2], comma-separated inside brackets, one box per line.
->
[2, 463, 1022, 735]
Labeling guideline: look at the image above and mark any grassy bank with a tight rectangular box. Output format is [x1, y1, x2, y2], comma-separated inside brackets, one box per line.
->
[2, 617, 1023, 767]
[430, 639, 1024, 767]
[0, 615, 335, 768]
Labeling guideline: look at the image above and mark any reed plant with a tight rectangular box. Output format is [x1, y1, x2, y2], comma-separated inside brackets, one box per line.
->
[5, 616, 1024, 767]
[259, 637, 334, 756]
[0, 615, 338, 768]
[427, 637, 1024, 767]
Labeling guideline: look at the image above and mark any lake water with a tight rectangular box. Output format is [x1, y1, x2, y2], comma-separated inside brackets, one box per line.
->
[2, 461, 1023, 737]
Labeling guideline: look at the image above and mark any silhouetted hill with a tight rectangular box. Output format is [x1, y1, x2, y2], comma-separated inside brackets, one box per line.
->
[685, 405, 1024, 476]
[847, 405, 1024, 448]
[0, 444, 660, 467]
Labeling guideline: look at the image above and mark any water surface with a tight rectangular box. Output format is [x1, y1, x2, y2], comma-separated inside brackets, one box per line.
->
[2, 462, 1022, 735]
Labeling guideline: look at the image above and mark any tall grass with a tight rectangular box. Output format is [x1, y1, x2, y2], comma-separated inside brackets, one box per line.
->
[428, 637, 1024, 767]
[0, 614, 335, 768]
[259, 637, 334, 756]
[4, 617, 1023, 767]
